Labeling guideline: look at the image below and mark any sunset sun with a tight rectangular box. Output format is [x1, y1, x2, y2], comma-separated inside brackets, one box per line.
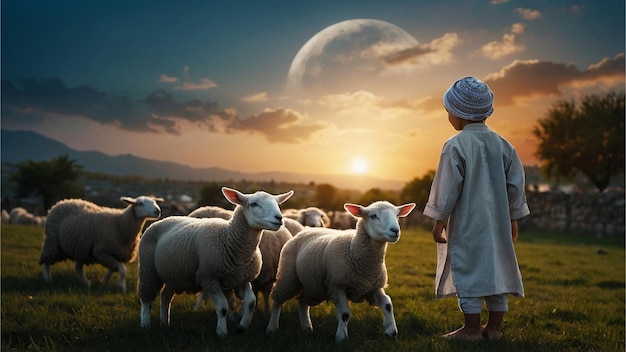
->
[351, 157, 368, 174]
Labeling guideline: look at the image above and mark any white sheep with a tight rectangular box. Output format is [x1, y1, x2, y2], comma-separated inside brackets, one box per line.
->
[282, 217, 304, 236]
[9, 207, 45, 226]
[190, 208, 295, 313]
[266, 200, 416, 342]
[188, 205, 233, 219]
[38, 196, 163, 293]
[284, 207, 330, 227]
[137, 187, 293, 338]
[329, 210, 357, 229]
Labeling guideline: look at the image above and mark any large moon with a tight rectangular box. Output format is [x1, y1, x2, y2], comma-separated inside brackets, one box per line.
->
[287, 19, 419, 95]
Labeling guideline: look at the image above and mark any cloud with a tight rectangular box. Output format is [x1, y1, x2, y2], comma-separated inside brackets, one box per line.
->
[484, 53, 625, 105]
[491, 0, 508, 4]
[174, 78, 218, 91]
[242, 92, 269, 102]
[480, 23, 526, 60]
[158, 74, 178, 83]
[515, 8, 542, 20]
[160, 66, 218, 91]
[383, 32, 460, 67]
[227, 108, 329, 143]
[0, 77, 326, 143]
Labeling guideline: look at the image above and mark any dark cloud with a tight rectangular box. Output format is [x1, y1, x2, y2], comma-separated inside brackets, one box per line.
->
[485, 54, 625, 105]
[1, 77, 326, 143]
[417, 54, 625, 113]
[383, 44, 434, 66]
[227, 108, 328, 143]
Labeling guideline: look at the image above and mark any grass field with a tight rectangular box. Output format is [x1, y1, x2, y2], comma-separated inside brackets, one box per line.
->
[1, 223, 624, 351]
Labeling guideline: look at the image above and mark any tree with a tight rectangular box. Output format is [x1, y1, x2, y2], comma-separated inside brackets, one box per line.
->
[358, 188, 397, 206]
[197, 182, 233, 209]
[400, 170, 435, 210]
[532, 91, 625, 191]
[314, 183, 337, 210]
[10, 155, 84, 210]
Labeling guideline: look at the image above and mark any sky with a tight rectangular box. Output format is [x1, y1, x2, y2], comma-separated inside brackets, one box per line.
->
[2, 0, 624, 184]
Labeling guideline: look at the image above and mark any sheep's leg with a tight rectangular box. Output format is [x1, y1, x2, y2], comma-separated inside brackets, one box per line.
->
[367, 288, 397, 339]
[297, 299, 313, 332]
[43, 264, 52, 282]
[140, 302, 152, 329]
[115, 263, 127, 294]
[159, 285, 175, 327]
[333, 290, 351, 342]
[193, 292, 207, 311]
[96, 253, 127, 293]
[203, 280, 230, 338]
[225, 289, 238, 320]
[235, 282, 256, 332]
[102, 269, 113, 285]
[75, 262, 91, 287]
[266, 302, 282, 334]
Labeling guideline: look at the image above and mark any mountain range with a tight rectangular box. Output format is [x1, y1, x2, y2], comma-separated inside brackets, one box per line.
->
[1, 129, 407, 191]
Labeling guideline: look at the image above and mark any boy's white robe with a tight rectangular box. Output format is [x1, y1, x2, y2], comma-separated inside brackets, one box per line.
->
[424, 123, 530, 299]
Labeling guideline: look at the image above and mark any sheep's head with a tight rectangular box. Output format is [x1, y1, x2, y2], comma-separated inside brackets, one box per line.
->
[122, 196, 164, 220]
[344, 201, 416, 243]
[299, 207, 327, 227]
[222, 187, 294, 231]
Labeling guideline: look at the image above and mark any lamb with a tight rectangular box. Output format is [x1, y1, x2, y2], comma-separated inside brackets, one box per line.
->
[137, 187, 293, 338]
[38, 196, 163, 293]
[266, 200, 416, 342]
[188, 205, 233, 219]
[190, 208, 295, 313]
[284, 207, 330, 227]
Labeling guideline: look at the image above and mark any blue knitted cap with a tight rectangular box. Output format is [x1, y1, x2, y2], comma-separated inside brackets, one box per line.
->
[443, 76, 494, 121]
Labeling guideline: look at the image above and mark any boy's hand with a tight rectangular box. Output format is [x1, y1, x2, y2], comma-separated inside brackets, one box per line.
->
[511, 220, 518, 242]
[432, 220, 447, 243]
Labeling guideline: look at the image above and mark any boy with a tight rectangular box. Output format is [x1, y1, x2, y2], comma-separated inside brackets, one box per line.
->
[423, 76, 530, 341]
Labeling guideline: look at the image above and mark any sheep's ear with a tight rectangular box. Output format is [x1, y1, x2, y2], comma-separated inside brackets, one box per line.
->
[121, 197, 137, 204]
[344, 203, 364, 218]
[222, 187, 245, 205]
[152, 196, 165, 202]
[275, 190, 294, 205]
[397, 203, 417, 218]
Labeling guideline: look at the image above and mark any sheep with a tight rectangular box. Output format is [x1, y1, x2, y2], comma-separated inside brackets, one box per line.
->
[193, 225, 294, 314]
[284, 207, 330, 227]
[137, 187, 293, 338]
[9, 207, 45, 226]
[190, 208, 295, 313]
[2, 209, 10, 223]
[329, 210, 357, 229]
[283, 217, 304, 236]
[188, 205, 233, 219]
[38, 196, 163, 293]
[188, 207, 304, 312]
[266, 200, 416, 342]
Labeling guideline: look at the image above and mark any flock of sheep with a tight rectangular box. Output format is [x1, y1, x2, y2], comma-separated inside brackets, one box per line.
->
[24, 187, 416, 342]
[2, 207, 46, 226]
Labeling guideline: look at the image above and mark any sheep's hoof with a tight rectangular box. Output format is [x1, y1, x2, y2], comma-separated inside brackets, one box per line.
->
[385, 330, 398, 339]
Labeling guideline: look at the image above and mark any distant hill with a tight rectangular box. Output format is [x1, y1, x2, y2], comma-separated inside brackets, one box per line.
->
[1, 129, 407, 191]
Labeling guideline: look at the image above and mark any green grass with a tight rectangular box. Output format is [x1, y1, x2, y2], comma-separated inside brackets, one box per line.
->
[2, 223, 624, 351]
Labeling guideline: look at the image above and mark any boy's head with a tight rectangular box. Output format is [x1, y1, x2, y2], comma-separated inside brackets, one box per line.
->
[443, 76, 494, 121]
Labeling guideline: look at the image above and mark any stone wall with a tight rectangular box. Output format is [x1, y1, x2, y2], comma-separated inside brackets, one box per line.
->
[403, 188, 625, 237]
[518, 188, 625, 236]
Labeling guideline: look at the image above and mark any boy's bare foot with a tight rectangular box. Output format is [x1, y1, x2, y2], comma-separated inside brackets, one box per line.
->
[442, 327, 483, 341]
[481, 325, 503, 340]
